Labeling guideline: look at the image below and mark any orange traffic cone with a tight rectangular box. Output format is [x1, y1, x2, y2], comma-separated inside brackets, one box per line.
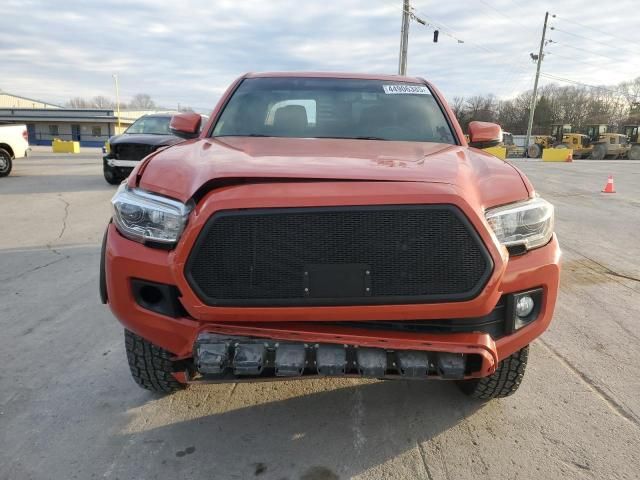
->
[602, 175, 615, 193]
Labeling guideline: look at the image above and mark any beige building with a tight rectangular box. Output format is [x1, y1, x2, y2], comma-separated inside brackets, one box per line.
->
[0, 91, 180, 145]
[0, 92, 61, 109]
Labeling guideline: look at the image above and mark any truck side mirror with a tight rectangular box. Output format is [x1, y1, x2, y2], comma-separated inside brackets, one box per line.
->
[468, 121, 502, 148]
[170, 113, 202, 139]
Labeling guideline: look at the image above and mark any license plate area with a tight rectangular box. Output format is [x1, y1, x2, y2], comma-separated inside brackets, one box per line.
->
[304, 263, 371, 298]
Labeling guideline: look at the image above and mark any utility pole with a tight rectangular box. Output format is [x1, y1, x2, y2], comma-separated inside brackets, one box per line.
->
[398, 0, 410, 75]
[524, 11, 549, 151]
[113, 73, 121, 133]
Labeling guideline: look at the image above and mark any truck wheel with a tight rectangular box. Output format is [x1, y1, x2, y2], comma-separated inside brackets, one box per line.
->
[103, 161, 122, 185]
[457, 346, 529, 400]
[0, 148, 13, 177]
[125, 329, 186, 394]
[590, 143, 607, 160]
[527, 144, 542, 158]
[629, 145, 640, 160]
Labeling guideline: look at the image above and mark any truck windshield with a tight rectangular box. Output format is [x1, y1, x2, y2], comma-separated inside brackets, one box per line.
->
[212, 77, 456, 144]
[125, 116, 171, 135]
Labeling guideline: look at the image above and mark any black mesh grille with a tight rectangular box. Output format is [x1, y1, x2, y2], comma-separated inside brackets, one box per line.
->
[186, 205, 492, 306]
[114, 143, 154, 160]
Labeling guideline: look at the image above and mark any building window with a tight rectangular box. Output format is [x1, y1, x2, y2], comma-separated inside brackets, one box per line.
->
[49, 125, 59, 137]
[92, 126, 102, 137]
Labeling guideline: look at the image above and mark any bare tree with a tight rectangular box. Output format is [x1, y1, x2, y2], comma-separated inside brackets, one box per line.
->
[67, 97, 92, 108]
[452, 76, 640, 134]
[129, 93, 156, 109]
[450, 96, 465, 122]
[91, 96, 114, 108]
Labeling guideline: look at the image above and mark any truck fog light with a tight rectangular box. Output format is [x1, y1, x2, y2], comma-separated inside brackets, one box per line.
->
[508, 288, 543, 333]
[515, 295, 534, 318]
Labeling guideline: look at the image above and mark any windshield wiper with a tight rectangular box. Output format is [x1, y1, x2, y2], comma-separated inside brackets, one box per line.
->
[321, 136, 389, 141]
[214, 134, 273, 138]
[213, 134, 390, 140]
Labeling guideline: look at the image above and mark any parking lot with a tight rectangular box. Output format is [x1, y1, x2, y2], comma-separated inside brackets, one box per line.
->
[1, 149, 639, 480]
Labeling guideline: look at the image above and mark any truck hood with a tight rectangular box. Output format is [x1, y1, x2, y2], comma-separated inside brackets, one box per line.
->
[135, 137, 531, 206]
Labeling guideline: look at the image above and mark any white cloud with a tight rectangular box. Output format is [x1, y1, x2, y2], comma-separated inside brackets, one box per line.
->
[1, 0, 638, 111]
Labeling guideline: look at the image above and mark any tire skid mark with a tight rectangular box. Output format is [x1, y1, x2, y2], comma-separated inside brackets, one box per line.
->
[226, 382, 238, 401]
[435, 439, 452, 480]
[538, 339, 640, 428]
[416, 441, 434, 480]
[350, 387, 366, 454]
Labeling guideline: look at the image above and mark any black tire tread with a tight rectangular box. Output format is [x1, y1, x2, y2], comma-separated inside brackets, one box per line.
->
[124, 330, 185, 394]
[0, 148, 12, 177]
[458, 346, 529, 399]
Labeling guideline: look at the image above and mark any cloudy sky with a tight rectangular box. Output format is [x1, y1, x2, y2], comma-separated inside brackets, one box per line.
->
[2, 0, 638, 111]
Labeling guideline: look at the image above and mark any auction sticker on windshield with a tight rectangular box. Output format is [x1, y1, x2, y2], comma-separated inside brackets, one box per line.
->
[382, 85, 430, 94]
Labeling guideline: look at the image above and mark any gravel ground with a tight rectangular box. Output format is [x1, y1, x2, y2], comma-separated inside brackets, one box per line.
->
[0, 150, 638, 480]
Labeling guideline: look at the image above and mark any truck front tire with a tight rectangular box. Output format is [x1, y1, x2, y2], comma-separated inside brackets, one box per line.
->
[457, 345, 529, 399]
[125, 330, 187, 394]
[0, 148, 13, 177]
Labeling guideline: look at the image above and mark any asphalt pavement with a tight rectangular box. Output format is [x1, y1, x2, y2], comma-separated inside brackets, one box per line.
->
[0, 149, 638, 479]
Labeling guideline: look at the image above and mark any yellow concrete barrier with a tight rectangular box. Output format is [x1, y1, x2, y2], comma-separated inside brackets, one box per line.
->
[482, 146, 507, 160]
[542, 148, 573, 162]
[52, 138, 80, 154]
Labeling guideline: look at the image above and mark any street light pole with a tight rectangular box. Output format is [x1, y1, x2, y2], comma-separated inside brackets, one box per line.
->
[524, 11, 549, 151]
[398, 0, 410, 75]
[113, 73, 121, 133]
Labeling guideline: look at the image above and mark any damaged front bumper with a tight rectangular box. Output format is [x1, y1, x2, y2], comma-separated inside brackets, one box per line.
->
[190, 328, 496, 383]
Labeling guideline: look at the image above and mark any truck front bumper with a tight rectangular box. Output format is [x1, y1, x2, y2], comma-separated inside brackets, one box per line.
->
[102, 224, 560, 382]
[104, 157, 139, 168]
[103, 179, 561, 382]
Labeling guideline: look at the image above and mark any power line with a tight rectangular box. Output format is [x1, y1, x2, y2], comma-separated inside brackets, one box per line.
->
[551, 26, 637, 53]
[389, 0, 544, 100]
[390, 0, 543, 74]
[396, 2, 466, 44]
[540, 73, 637, 101]
[552, 14, 638, 45]
[545, 50, 608, 69]
[546, 40, 628, 63]
[476, 0, 539, 34]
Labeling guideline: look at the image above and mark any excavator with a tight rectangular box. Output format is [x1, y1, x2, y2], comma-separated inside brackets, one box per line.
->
[622, 124, 640, 159]
[526, 124, 570, 158]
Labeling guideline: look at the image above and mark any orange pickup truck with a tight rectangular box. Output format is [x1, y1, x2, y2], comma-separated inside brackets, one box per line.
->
[101, 72, 560, 400]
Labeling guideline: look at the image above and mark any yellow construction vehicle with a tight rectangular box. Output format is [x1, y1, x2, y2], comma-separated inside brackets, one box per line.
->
[622, 125, 640, 159]
[501, 131, 519, 157]
[590, 133, 630, 159]
[555, 133, 592, 159]
[552, 124, 629, 160]
[580, 124, 630, 159]
[584, 124, 608, 143]
[527, 124, 571, 158]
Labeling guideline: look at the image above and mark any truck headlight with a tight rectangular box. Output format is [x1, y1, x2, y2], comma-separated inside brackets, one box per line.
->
[485, 197, 554, 251]
[111, 184, 191, 245]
